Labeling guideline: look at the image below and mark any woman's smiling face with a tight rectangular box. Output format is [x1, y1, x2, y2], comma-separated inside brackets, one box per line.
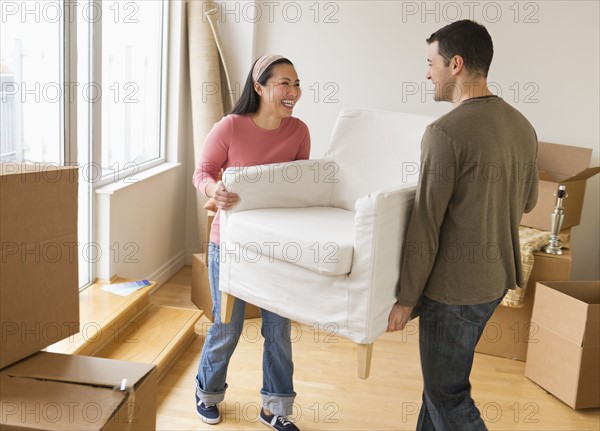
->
[256, 63, 301, 118]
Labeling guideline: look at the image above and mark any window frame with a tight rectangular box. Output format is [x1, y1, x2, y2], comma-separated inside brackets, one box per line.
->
[70, 0, 170, 289]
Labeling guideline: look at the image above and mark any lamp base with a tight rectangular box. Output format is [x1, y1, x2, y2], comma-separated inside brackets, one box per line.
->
[543, 243, 564, 255]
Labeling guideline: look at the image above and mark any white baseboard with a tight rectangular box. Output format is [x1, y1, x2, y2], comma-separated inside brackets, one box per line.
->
[147, 250, 187, 294]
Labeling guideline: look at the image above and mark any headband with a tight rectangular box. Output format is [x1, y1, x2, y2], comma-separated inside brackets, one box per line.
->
[252, 54, 284, 82]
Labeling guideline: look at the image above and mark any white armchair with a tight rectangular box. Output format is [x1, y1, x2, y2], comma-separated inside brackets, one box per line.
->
[218, 109, 435, 378]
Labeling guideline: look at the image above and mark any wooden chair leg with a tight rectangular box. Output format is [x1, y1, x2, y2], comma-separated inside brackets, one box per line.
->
[220, 292, 235, 323]
[357, 343, 373, 379]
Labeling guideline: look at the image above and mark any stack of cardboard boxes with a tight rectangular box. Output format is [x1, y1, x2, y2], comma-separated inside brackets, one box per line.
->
[474, 246, 572, 360]
[474, 142, 600, 409]
[0, 164, 157, 430]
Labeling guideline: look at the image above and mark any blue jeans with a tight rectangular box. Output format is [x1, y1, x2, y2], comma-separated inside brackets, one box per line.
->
[416, 294, 504, 431]
[196, 243, 296, 416]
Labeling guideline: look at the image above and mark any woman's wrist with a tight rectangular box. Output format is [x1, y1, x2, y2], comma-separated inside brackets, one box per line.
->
[205, 182, 216, 199]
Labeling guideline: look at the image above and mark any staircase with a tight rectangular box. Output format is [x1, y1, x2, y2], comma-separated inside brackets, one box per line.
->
[47, 278, 203, 381]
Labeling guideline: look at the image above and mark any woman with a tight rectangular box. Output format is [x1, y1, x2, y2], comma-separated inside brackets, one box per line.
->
[192, 55, 310, 431]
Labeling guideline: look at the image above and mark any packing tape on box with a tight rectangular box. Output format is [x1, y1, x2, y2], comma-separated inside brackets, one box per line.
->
[115, 378, 137, 429]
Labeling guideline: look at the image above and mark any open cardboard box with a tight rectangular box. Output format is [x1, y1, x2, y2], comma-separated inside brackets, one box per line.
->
[520, 142, 600, 231]
[0, 352, 157, 430]
[525, 281, 600, 409]
[0, 164, 79, 369]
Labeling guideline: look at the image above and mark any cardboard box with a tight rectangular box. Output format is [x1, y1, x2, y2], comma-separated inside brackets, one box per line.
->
[191, 253, 260, 322]
[0, 351, 157, 430]
[0, 164, 79, 369]
[203, 211, 215, 261]
[525, 281, 600, 409]
[520, 142, 600, 231]
[475, 250, 572, 361]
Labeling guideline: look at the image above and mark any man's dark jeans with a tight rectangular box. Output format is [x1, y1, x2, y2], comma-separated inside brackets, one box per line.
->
[416, 293, 504, 431]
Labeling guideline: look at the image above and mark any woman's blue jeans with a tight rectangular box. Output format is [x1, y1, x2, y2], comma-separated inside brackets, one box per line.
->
[196, 243, 296, 416]
[416, 293, 504, 431]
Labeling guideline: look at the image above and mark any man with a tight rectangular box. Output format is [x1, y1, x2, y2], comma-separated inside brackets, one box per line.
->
[387, 20, 538, 430]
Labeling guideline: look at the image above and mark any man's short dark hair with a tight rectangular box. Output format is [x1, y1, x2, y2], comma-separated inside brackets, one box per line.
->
[426, 20, 494, 78]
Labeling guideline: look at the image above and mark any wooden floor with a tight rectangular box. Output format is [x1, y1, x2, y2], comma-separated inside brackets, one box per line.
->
[151, 266, 600, 430]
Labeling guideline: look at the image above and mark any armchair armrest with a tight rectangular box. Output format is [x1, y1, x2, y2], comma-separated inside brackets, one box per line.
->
[354, 182, 418, 283]
[222, 159, 338, 213]
[346, 183, 418, 342]
[355, 183, 417, 266]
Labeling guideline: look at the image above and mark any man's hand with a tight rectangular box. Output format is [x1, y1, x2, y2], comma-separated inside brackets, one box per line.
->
[387, 302, 414, 332]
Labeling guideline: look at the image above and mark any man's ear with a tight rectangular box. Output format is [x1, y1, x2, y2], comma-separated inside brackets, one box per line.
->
[451, 55, 464, 76]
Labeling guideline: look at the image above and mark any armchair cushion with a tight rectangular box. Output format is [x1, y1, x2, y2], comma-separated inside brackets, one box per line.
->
[226, 207, 355, 276]
[222, 160, 337, 213]
[325, 109, 430, 210]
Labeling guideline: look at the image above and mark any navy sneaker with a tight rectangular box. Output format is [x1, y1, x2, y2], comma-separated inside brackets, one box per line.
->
[259, 409, 299, 431]
[196, 401, 220, 424]
[194, 385, 220, 425]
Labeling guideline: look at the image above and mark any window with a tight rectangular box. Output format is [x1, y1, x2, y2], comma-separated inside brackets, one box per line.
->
[0, 2, 63, 164]
[100, 1, 167, 179]
[1, 0, 168, 289]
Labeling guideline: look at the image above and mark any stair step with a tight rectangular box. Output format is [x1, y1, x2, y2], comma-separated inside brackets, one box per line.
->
[94, 304, 203, 380]
[46, 277, 204, 382]
[46, 279, 154, 356]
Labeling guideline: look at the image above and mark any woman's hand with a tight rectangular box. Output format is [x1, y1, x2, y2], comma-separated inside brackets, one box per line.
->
[212, 181, 240, 210]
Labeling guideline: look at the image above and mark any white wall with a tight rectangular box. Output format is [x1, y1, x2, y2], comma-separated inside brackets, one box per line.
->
[96, 165, 187, 283]
[212, 0, 599, 280]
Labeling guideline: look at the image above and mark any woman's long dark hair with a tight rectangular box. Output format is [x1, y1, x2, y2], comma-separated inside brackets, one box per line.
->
[230, 57, 293, 115]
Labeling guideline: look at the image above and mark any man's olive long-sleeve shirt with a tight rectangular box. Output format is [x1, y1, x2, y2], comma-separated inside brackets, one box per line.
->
[397, 96, 538, 306]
